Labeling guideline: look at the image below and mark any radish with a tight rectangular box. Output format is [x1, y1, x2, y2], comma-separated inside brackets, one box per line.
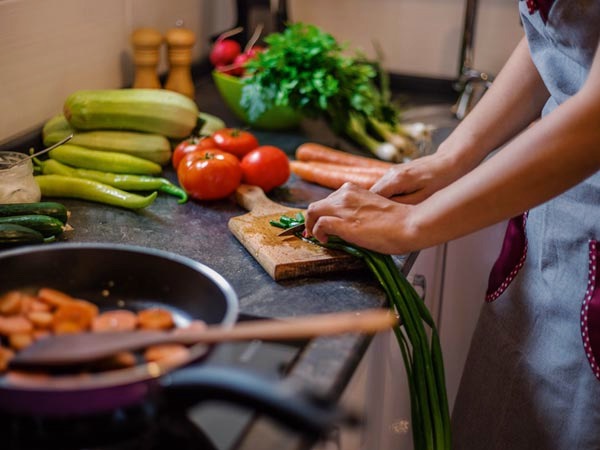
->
[210, 27, 243, 67]
[229, 53, 251, 76]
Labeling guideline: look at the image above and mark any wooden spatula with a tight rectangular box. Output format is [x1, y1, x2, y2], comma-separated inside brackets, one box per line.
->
[9, 309, 396, 369]
[228, 185, 363, 280]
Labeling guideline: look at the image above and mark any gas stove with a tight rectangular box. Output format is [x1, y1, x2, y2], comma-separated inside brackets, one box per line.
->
[1, 329, 304, 450]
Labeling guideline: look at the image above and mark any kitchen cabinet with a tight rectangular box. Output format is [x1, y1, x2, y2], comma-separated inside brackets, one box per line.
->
[330, 222, 506, 450]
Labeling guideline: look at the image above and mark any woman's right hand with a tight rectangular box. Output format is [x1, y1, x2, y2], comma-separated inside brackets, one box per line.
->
[370, 150, 468, 204]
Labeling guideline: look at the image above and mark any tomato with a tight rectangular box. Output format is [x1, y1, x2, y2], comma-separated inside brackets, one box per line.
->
[177, 150, 242, 200]
[240, 146, 290, 192]
[212, 128, 259, 158]
[172, 136, 218, 170]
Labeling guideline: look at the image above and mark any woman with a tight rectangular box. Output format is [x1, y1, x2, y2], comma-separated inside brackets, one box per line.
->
[305, 1, 600, 448]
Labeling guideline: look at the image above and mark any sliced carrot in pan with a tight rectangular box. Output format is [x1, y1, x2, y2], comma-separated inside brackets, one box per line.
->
[92, 310, 138, 332]
[52, 302, 96, 334]
[144, 344, 189, 364]
[137, 308, 175, 330]
[0, 316, 33, 336]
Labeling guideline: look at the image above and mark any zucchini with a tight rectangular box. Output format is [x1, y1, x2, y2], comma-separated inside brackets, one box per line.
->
[0, 202, 68, 224]
[0, 224, 44, 247]
[198, 112, 226, 135]
[43, 115, 172, 165]
[64, 89, 199, 139]
[0, 215, 64, 237]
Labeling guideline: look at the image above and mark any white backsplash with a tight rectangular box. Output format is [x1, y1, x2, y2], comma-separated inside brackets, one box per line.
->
[0, 0, 523, 145]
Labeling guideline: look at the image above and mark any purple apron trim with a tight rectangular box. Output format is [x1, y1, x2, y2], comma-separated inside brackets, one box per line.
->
[485, 213, 529, 302]
[524, 0, 555, 23]
[581, 240, 600, 381]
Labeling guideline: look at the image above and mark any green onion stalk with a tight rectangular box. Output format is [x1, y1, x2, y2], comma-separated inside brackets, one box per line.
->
[345, 112, 402, 162]
[270, 215, 452, 450]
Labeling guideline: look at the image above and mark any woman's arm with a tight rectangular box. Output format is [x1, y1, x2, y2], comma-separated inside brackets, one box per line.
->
[306, 41, 600, 254]
[411, 41, 600, 249]
[371, 37, 549, 204]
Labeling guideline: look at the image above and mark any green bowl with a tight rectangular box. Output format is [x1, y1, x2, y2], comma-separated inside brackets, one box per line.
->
[212, 71, 302, 131]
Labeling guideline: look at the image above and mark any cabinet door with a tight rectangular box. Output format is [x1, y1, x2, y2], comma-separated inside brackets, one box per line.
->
[438, 222, 506, 411]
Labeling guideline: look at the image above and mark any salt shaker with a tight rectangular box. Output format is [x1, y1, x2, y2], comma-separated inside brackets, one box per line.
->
[131, 28, 163, 89]
[164, 27, 196, 99]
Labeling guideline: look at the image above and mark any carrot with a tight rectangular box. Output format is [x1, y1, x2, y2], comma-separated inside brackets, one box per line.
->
[144, 344, 190, 364]
[22, 297, 51, 314]
[52, 302, 96, 334]
[296, 142, 394, 169]
[0, 346, 15, 372]
[297, 161, 388, 176]
[93, 351, 138, 370]
[92, 310, 138, 332]
[9, 333, 34, 351]
[0, 316, 33, 336]
[5, 370, 50, 384]
[38, 287, 77, 308]
[0, 291, 23, 316]
[290, 160, 382, 190]
[173, 320, 207, 335]
[27, 311, 54, 329]
[73, 299, 99, 318]
[137, 308, 175, 330]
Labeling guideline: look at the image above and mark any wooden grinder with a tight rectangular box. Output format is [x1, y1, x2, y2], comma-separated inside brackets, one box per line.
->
[131, 28, 163, 89]
[164, 27, 196, 99]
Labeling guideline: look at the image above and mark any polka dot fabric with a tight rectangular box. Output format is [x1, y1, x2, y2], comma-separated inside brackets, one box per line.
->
[582, 239, 600, 381]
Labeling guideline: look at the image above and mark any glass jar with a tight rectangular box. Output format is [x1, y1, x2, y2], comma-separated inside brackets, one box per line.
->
[0, 151, 41, 204]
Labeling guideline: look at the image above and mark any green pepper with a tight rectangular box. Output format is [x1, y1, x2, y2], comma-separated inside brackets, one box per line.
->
[38, 158, 187, 204]
[49, 144, 162, 175]
[35, 175, 157, 210]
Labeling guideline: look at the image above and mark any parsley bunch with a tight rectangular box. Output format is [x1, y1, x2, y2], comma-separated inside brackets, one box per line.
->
[240, 23, 399, 136]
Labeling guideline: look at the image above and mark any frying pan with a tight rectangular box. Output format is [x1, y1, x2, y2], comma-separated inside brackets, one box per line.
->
[0, 243, 348, 436]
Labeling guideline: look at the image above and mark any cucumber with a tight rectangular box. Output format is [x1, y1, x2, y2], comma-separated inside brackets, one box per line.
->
[0, 224, 44, 247]
[64, 89, 199, 139]
[0, 215, 64, 237]
[0, 202, 69, 224]
[43, 114, 172, 165]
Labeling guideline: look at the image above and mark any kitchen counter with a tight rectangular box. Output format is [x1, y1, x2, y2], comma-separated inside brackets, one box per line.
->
[1, 73, 458, 449]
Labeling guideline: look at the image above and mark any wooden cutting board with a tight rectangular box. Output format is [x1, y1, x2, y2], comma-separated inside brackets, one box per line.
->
[228, 185, 363, 280]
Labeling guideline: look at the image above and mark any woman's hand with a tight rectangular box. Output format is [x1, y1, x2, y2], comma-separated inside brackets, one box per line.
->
[370, 150, 468, 204]
[305, 182, 420, 254]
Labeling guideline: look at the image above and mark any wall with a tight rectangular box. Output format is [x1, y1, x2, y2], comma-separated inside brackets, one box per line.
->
[0, 0, 523, 145]
[0, 0, 228, 145]
[290, 0, 523, 79]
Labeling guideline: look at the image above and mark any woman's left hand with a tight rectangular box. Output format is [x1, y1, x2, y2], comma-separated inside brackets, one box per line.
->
[305, 182, 419, 255]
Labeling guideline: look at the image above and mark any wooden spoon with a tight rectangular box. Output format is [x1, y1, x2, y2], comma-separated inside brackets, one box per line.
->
[9, 309, 396, 369]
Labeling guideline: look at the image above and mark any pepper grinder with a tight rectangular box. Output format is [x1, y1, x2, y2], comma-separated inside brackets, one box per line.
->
[164, 27, 196, 99]
[131, 28, 163, 89]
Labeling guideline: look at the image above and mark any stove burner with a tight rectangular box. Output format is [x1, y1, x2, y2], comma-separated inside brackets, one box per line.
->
[1, 339, 303, 450]
[1, 402, 218, 450]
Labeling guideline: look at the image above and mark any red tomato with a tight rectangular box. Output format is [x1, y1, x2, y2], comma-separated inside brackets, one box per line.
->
[240, 146, 290, 192]
[177, 150, 242, 201]
[172, 136, 218, 170]
[212, 128, 259, 158]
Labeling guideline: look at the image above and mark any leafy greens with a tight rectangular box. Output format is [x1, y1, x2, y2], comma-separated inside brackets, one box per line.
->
[240, 23, 399, 136]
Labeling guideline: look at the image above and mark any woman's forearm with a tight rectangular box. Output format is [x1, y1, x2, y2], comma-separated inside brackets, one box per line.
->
[439, 37, 550, 174]
[411, 75, 600, 249]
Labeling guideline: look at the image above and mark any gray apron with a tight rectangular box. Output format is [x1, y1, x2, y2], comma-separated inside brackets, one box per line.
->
[452, 1, 600, 449]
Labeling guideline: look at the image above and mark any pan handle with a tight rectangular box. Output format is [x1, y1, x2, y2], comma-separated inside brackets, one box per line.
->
[159, 365, 358, 438]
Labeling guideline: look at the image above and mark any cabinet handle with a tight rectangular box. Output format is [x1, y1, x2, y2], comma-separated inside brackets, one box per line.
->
[410, 273, 427, 301]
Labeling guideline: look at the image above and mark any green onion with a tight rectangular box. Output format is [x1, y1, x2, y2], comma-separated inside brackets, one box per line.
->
[273, 215, 451, 449]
